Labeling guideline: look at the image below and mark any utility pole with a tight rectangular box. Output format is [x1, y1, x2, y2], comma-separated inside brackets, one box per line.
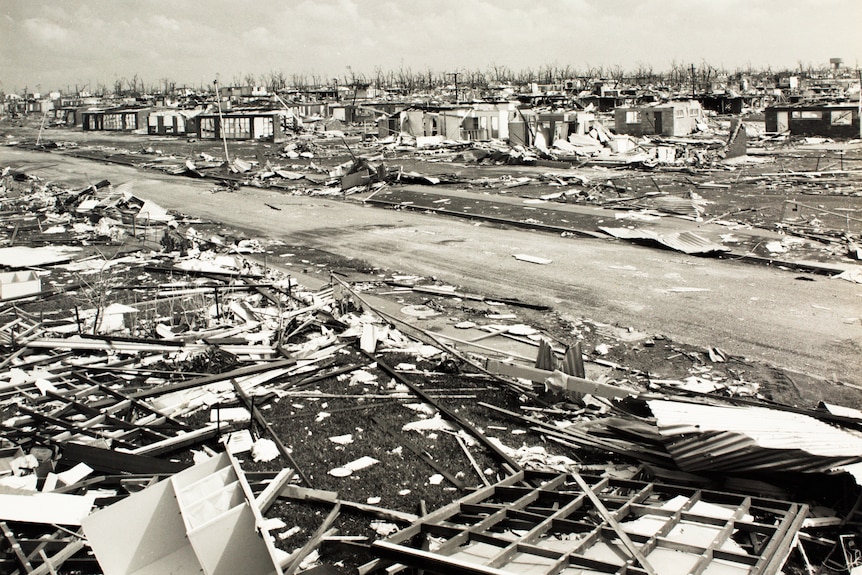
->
[691, 63, 696, 99]
[447, 72, 459, 103]
[213, 76, 231, 164]
[857, 68, 862, 139]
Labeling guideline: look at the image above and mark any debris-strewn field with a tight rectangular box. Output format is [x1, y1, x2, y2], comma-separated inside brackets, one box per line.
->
[0, 116, 861, 575]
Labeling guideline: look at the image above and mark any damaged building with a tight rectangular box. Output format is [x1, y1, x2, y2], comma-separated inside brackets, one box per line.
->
[765, 102, 861, 137]
[614, 100, 705, 137]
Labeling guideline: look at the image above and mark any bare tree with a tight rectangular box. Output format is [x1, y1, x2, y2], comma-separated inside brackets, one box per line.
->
[126, 74, 140, 96]
[264, 70, 287, 92]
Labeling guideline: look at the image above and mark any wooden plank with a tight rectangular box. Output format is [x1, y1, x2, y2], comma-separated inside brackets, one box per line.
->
[372, 541, 514, 575]
[370, 415, 466, 491]
[570, 472, 658, 575]
[28, 540, 85, 575]
[280, 485, 418, 524]
[131, 358, 294, 400]
[456, 434, 492, 488]
[129, 422, 225, 456]
[61, 441, 187, 475]
[756, 503, 810, 575]
[0, 521, 33, 574]
[255, 467, 295, 514]
[231, 379, 313, 487]
[15, 405, 139, 450]
[366, 352, 522, 472]
[284, 503, 341, 575]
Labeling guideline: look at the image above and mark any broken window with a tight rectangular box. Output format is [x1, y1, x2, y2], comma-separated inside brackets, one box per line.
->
[201, 117, 216, 138]
[253, 116, 273, 139]
[222, 117, 251, 139]
[104, 114, 122, 130]
[792, 110, 822, 120]
[675, 108, 685, 118]
[831, 110, 853, 125]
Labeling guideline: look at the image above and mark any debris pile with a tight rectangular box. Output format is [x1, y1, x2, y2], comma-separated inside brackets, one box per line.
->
[0, 162, 860, 575]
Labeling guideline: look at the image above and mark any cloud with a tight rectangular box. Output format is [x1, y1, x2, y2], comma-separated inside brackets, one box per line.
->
[151, 14, 180, 32]
[0, 0, 860, 92]
[22, 18, 70, 45]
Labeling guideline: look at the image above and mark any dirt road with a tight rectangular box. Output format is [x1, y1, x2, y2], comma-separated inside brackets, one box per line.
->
[3, 147, 861, 386]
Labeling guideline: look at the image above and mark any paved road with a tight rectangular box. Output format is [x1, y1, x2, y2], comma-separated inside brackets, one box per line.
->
[3, 147, 861, 386]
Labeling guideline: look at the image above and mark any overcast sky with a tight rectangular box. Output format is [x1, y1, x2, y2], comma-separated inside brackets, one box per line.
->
[2, 0, 860, 93]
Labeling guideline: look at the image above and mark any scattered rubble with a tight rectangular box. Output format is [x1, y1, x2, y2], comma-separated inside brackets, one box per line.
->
[0, 155, 860, 575]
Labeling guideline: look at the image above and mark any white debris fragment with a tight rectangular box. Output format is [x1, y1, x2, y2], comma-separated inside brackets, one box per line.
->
[224, 430, 254, 454]
[402, 414, 457, 433]
[328, 434, 354, 445]
[664, 287, 711, 293]
[329, 455, 380, 477]
[513, 254, 553, 265]
[251, 438, 279, 462]
[403, 403, 437, 416]
[370, 521, 399, 536]
[279, 526, 302, 540]
[261, 517, 286, 531]
[209, 407, 251, 422]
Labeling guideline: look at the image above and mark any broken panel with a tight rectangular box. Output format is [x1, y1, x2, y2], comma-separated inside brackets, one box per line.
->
[370, 470, 807, 575]
[82, 452, 283, 575]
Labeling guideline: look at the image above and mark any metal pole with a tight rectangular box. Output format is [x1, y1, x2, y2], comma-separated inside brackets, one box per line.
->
[213, 77, 231, 163]
[858, 68, 861, 139]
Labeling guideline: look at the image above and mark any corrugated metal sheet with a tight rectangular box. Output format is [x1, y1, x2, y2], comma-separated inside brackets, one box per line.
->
[660, 231, 729, 254]
[647, 399, 862, 473]
[600, 228, 729, 254]
[636, 195, 707, 218]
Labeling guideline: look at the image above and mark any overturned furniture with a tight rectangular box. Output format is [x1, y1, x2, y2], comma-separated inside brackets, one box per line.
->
[82, 452, 284, 575]
[367, 470, 808, 575]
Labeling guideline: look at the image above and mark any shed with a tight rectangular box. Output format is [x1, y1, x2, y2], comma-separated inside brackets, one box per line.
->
[147, 109, 200, 136]
[765, 103, 860, 138]
[615, 100, 704, 137]
[83, 107, 151, 131]
[193, 110, 289, 142]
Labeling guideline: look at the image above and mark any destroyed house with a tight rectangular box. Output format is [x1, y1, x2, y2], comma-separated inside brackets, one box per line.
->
[765, 102, 860, 138]
[697, 93, 745, 115]
[393, 103, 513, 141]
[292, 101, 327, 120]
[4, 95, 26, 115]
[53, 106, 90, 127]
[82, 107, 151, 131]
[509, 108, 598, 147]
[397, 106, 464, 140]
[330, 101, 405, 124]
[25, 98, 54, 114]
[614, 100, 704, 137]
[189, 110, 289, 142]
[218, 85, 268, 99]
[147, 109, 200, 136]
[461, 103, 513, 141]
